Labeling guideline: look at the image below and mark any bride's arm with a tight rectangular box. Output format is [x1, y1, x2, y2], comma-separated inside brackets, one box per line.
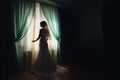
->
[32, 37, 40, 42]
[32, 30, 41, 42]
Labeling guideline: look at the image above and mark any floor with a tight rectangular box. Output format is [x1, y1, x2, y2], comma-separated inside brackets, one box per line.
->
[2, 64, 107, 80]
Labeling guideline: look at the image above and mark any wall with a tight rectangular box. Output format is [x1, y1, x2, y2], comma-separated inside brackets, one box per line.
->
[102, 0, 120, 72]
[0, 0, 20, 78]
[60, 4, 104, 70]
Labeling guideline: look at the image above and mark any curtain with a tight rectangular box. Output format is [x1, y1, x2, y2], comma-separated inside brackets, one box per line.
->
[12, 0, 35, 42]
[40, 4, 61, 41]
[40, 3, 61, 62]
[11, 0, 35, 70]
[11, 1, 61, 71]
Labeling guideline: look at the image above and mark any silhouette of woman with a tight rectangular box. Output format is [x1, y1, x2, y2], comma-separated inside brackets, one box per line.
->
[32, 21, 57, 75]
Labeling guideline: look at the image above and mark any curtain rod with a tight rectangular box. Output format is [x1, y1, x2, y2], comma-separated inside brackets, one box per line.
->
[36, 0, 63, 7]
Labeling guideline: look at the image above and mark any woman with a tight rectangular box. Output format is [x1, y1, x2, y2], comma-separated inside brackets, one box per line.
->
[32, 21, 57, 75]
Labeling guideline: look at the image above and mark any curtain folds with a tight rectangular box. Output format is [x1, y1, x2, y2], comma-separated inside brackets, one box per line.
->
[11, 0, 35, 70]
[40, 4, 61, 42]
[12, 0, 35, 42]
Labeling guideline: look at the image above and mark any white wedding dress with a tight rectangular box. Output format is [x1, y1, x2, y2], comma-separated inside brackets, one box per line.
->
[32, 28, 67, 76]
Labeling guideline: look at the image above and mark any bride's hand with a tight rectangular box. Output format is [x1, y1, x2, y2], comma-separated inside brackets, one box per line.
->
[32, 40, 36, 42]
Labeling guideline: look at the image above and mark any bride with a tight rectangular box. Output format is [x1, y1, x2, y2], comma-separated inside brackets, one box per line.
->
[32, 21, 67, 76]
[32, 21, 57, 75]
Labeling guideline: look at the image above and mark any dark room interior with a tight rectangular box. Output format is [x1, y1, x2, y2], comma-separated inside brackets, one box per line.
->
[0, 0, 120, 80]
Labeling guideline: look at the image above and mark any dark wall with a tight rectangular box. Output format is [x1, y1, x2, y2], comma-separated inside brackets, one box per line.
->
[102, 0, 120, 71]
[59, 3, 105, 71]
[60, 0, 120, 72]
[0, 0, 19, 78]
[59, 7, 78, 64]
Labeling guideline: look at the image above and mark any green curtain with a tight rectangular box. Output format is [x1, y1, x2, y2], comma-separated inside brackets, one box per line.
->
[40, 4, 61, 41]
[40, 4, 61, 62]
[11, 0, 35, 42]
[11, 0, 35, 70]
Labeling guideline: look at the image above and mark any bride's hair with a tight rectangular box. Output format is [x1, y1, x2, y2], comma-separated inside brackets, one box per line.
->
[40, 21, 47, 28]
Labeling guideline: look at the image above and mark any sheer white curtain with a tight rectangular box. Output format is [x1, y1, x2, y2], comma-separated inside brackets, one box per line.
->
[16, 2, 59, 71]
